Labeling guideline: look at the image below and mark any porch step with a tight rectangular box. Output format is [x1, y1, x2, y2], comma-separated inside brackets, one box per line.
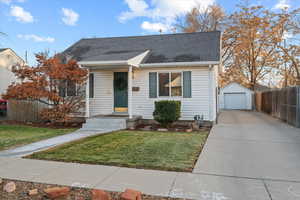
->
[80, 117, 127, 132]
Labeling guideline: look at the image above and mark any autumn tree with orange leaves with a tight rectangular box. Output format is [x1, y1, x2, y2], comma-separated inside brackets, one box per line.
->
[3, 53, 88, 123]
[177, 2, 300, 88]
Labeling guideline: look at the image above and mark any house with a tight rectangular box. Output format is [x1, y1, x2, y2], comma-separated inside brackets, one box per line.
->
[0, 48, 25, 98]
[219, 82, 254, 110]
[63, 31, 221, 122]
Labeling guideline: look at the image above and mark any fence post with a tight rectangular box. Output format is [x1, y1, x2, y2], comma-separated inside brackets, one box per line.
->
[297, 87, 300, 128]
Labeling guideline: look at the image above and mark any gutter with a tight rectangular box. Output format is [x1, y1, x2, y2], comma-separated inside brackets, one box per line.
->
[139, 61, 220, 68]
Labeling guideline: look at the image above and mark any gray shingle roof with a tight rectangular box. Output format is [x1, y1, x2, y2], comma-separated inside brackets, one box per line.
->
[63, 31, 221, 64]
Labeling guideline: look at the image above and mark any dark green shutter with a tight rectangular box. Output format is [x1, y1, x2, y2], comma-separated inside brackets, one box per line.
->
[149, 72, 157, 98]
[183, 71, 192, 98]
[89, 73, 94, 98]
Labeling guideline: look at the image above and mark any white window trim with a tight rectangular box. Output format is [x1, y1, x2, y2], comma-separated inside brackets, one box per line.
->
[157, 71, 183, 98]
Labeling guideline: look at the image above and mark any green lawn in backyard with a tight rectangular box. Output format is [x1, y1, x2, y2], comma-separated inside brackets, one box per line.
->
[28, 130, 209, 172]
[0, 125, 77, 151]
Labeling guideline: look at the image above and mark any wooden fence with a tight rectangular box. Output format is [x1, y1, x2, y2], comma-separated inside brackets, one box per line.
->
[7, 100, 47, 123]
[257, 87, 300, 128]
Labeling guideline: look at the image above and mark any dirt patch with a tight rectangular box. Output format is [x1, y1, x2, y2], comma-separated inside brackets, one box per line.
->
[0, 179, 184, 200]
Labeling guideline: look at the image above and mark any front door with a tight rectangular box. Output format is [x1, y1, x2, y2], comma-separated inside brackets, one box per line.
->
[114, 72, 128, 113]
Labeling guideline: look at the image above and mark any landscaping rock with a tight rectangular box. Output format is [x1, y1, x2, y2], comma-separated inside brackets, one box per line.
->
[185, 128, 193, 133]
[157, 128, 168, 132]
[140, 125, 152, 131]
[192, 122, 200, 131]
[121, 189, 142, 200]
[91, 189, 111, 200]
[3, 181, 16, 193]
[28, 188, 38, 196]
[44, 186, 70, 199]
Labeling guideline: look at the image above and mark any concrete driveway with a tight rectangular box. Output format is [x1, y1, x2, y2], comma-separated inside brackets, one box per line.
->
[193, 110, 300, 200]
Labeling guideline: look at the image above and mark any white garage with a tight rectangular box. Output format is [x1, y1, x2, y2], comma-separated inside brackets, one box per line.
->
[219, 82, 253, 110]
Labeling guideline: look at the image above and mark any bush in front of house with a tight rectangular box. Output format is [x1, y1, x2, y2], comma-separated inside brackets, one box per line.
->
[153, 100, 181, 127]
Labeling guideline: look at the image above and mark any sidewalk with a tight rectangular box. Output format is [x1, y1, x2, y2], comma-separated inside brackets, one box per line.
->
[0, 129, 114, 157]
[0, 157, 272, 199]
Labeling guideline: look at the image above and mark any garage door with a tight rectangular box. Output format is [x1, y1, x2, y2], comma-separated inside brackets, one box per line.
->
[224, 93, 247, 110]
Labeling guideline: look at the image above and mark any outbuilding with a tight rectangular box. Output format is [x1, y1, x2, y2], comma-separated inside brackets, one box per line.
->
[219, 82, 254, 110]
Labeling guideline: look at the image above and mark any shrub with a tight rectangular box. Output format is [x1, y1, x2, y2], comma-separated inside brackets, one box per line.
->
[153, 100, 181, 127]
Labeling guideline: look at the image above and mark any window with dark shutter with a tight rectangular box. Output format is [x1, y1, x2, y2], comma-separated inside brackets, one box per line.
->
[67, 80, 76, 96]
[149, 72, 157, 98]
[58, 80, 66, 97]
[89, 73, 94, 98]
[183, 71, 192, 98]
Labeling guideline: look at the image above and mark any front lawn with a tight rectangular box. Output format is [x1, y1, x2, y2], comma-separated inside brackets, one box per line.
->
[28, 130, 208, 172]
[0, 125, 77, 151]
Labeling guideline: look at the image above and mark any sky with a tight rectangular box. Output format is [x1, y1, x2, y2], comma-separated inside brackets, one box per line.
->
[0, 0, 299, 65]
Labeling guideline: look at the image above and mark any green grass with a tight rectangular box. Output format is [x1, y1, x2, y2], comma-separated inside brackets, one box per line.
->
[0, 125, 77, 151]
[28, 130, 208, 172]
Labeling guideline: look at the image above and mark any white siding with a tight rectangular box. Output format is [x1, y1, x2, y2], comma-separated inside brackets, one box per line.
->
[88, 66, 217, 121]
[219, 83, 253, 110]
[89, 70, 114, 116]
[0, 49, 24, 98]
[132, 67, 212, 121]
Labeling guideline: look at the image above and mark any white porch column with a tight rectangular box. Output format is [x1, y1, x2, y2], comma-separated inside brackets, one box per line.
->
[128, 66, 133, 119]
[85, 68, 90, 118]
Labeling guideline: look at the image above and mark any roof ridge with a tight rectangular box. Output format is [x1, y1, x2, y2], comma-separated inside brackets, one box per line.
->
[80, 31, 221, 41]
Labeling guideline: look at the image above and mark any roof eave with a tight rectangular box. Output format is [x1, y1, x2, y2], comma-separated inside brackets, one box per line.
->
[139, 61, 220, 68]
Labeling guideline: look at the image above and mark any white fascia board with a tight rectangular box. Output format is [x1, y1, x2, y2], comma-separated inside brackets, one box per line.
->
[78, 60, 129, 66]
[139, 61, 220, 68]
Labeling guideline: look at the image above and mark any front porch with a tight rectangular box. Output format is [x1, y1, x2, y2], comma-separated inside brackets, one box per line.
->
[84, 65, 136, 119]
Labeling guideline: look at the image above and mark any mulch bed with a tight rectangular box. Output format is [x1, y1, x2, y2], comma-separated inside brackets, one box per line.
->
[0, 179, 185, 200]
[134, 123, 211, 132]
[0, 120, 83, 129]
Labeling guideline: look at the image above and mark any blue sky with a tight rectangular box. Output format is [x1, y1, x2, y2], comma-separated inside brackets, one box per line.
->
[0, 0, 298, 65]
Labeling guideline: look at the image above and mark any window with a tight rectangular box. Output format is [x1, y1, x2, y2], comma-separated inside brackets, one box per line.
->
[67, 80, 76, 96]
[149, 71, 191, 99]
[158, 72, 182, 97]
[171, 73, 182, 96]
[159, 73, 170, 96]
[58, 80, 76, 97]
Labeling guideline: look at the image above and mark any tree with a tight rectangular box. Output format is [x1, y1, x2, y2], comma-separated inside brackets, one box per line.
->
[177, 2, 300, 88]
[3, 53, 88, 123]
[176, 4, 226, 32]
[274, 8, 300, 86]
[223, 5, 288, 89]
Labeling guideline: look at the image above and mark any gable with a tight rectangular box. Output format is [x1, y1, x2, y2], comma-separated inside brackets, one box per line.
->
[221, 82, 253, 93]
[0, 49, 25, 70]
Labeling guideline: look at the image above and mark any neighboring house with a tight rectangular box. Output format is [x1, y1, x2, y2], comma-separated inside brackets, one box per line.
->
[63, 31, 221, 122]
[0, 48, 25, 98]
[219, 82, 254, 110]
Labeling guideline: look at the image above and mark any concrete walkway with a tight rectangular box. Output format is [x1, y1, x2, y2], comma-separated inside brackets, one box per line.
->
[0, 129, 115, 157]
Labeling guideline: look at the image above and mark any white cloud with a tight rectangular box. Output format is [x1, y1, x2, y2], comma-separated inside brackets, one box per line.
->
[119, 0, 215, 32]
[274, 0, 290, 10]
[62, 8, 79, 26]
[0, 0, 25, 4]
[0, 0, 12, 4]
[141, 21, 169, 32]
[17, 34, 55, 43]
[10, 6, 33, 23]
